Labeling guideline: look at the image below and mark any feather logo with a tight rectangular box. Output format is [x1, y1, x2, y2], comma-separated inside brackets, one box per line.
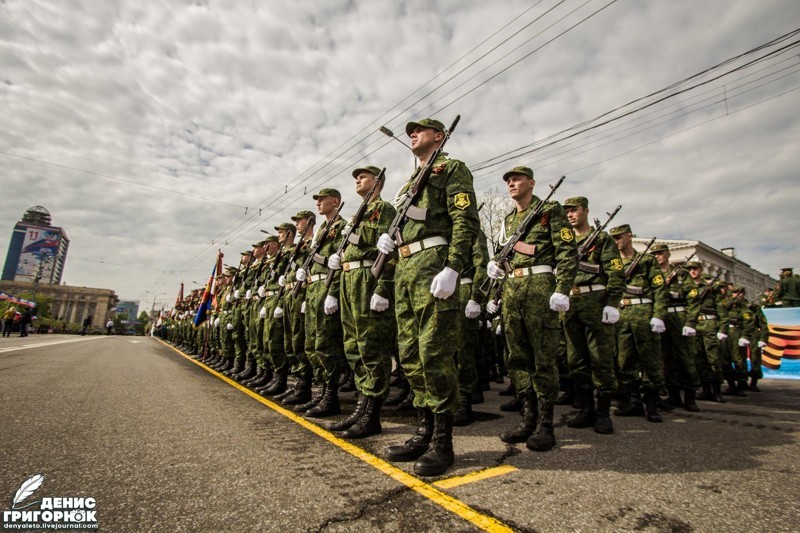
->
[12, 474, 44, 509]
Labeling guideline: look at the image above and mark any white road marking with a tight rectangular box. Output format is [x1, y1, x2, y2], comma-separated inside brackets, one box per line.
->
[0, 336, 107, 353]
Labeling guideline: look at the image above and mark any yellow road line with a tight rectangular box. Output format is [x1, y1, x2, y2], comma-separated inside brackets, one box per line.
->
[433, 465, 518, 489]
[156, 339, 514, 533]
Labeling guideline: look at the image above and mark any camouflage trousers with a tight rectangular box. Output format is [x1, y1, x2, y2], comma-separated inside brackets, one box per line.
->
[502, 272, 560, 402]
[692, 317, 723, 383]
[247, 299, 264, 360]
[262, 294, 286, 372]
[661, 310, 700, 389]
[563, 289, 618, 394]
[304, 279, 345, 383]
[341, 267, 394, 399]
[749, 345, 763, 379]
[720, 325, 748, 382]
[284, 288, 310, 378]
[456, 282, 480, 395]
[395, 247, 460, 415]
[232, 305, 249, 361]
[617, 303, 665, 389]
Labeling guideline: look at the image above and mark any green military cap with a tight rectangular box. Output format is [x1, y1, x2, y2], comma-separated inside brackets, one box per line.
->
[781, 267, 793, 272]
[225, 266, 238, 274]
[252, 239, 267, 247]
[650, 243, 669, 253]
[405, 118, 445, 136]
[352, 165, 384, 180]
[502, 166, 534, 182]
[609, 224, 632, 236]
[274, 222, 296, 232]
[263, 235, 279, 243]
[685, 260, 702, 268]
[291, 210, 316, 221]
[312, 188, 341, 200]
[562, 196, 588, 208]
[241, 251, 253, 258]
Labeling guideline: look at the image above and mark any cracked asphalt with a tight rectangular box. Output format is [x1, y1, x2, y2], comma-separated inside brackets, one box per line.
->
[1, 335, 798, 532]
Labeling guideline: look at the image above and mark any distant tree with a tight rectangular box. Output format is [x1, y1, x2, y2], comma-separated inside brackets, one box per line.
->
[478, 187, 514, 253]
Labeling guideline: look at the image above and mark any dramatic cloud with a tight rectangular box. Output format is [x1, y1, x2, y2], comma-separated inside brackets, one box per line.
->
[1, 0, 798, 306]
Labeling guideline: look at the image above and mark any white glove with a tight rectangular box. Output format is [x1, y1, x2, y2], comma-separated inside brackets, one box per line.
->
[213, 317, 220, 327]
[738, 337, 751, 347]
[549, 293, 570, 312]
[273, 306, 284, 319]
[328, 253, 342, 270]
[278, 275, 286, 287]
[245, 289, 252, 300]
[487, 299, 501, 315]
[487, 260, 504, 280]
[377, 233, 396, 254]
[233, 289, 240, 300]
[296, 268, 307, 282]
[258, 285, 266, 298]
[495, 325, 502, 336]
[465, 299, 481, 319]
[225, 294, 232, 303]
[717, 332, 728, 341]
[370, 293, 390, 312]
[682, 326, 697, 337]
[650, 317, 666, 333]
[226, 323, 233, 331]
[602, 306, 620, 324]
[430, 266, 459, 299]
[259, 306, 267, 319]
[758, 341, 767, 348]
[300, 301, 306, 314]
[324, 295, 339, 315]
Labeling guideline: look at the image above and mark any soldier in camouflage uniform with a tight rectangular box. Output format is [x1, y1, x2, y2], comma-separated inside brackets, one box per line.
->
[257, 229, 292, 396]
[234, 240, 268, 382]
[610, 225, 668, 423]
[326, 166, 397, 438]
[295, 188, 346, 418]
[381, 118, 480, 477]
[225, 251, 253, 375]
[651, 244, 701, 412]
[776, 267, 800, 307]
[561, 196, 623, 434]
[486, 166, 578, 452]
[684, 262, 729, 403]
[720, 287, 754, 397]
[243, 236, 277, 389]
[747, 302, 768, 391]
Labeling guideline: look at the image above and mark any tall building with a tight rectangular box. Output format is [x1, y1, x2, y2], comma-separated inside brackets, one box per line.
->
[2, 206, 69, 284]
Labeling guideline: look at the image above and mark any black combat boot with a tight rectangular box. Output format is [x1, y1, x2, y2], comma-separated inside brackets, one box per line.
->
[242, 366, 265, 387]
[261, 367, 288, 396]
[338, 366, 356, 393]
[294, 383, 326, 413]
[723, 379, 738, 396]
[594, 393, 614, 434]
[273, 378, 299, 401]
[384, 377, 410, 407]
[711, 381, 726, 403]
[500, 396, 523, 412]
[567, 388, 596, 429]
[305, 374, 341, 417]
[234, 358, 257, 382]
[452, 394, 473, 427]
[683, 388, 700, 412]
[413, 412, 454, 477]
[615, 383, 645, 417]
[665, 386, 684, 409]
[470, 390, 485, 404]
[555, 383, 575, 406]
[387, 409, 434, 462]
[224, 357, 245, 377]
[526, 399, 556, 452]
[397, 390, 416, 412]
[643, 387, 663, 423]
[736, 380, 748, 397]
[696, 381, 714, 402]
[498, 382, 516, 396]
[216, 357, 234, 372]
[342, 397, 383, 439]
[749, 378, 761, 392]
[283, 372, 313, 406]
[500, 394, 537, 443]
[328, 394, 368, 432]
[248, 368, 273, 389]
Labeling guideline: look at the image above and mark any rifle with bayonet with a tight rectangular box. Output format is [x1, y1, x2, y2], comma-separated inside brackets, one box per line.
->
[325, 168, 385, 288]
[479, 175, 566, 295]
[371, 115, 461, 279]
[624, 236, 656, 282]
[665, 252, 696, 285]
[291, 200, 347, 298]
[697, 271, 722, 301]
[275, 236, 307, 302]
[261, 240, 286, 291]
[578, 205, 621, 260]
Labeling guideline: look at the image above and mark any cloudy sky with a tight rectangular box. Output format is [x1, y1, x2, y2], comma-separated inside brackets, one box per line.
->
[2, 0, 799, 308]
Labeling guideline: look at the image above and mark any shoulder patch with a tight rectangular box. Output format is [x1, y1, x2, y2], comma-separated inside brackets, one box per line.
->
[560, 227, 574, 242]
[743, 312, 752, 320]
[610, 258, 623, 271]
[453, 192, 471, 210]
[652, 274, 664, 287]
[687, 288, 698, 299]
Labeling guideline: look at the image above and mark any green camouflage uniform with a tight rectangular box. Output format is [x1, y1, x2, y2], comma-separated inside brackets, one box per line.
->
[748, 303, 768, 381]
[776, 274, 800, 307]
[617, 251, 667, 390]
[340, 196, 397, 399]
[564, 230, 623, 394]
[685, 279, 729, 384]
[661, 267, 701, 390]
[282, 239, 310, 379]
[394, 155, 480, 414]
[501, 200, 578, 402]
[456, 229, 490, 397]
[246, 256, 267, 366]
[232, 264, 252, 363]
[262, 249, 289, 373]
[721, 295, 754, 385]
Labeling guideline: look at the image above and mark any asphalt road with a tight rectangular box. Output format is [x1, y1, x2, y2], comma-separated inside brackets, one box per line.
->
[1, 334, 798, 532]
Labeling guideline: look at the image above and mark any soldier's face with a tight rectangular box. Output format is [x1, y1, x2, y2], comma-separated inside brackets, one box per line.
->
[565, 206, 588, 227]
[296, 218, 309, 234]
[506, 175, 534, 201]
[355, 172, 377, 197]
[278, 229, 293, 244]
[409, 127, 443, 153]
[612, 232, 632, 250]
[652, 250, 670, 266]
[316, 196, 338, 216]
[266, 241, 279, 256]
[253, 247, 265, 258]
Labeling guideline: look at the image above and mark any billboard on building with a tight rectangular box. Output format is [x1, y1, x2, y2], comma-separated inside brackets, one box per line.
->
[14, 226, 61, 282]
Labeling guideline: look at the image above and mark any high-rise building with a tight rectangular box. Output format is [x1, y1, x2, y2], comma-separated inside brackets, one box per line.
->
[2, 206, 69, 284]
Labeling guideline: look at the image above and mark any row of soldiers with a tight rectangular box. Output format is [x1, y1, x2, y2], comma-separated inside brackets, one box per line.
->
[158, 117, 773, 478]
